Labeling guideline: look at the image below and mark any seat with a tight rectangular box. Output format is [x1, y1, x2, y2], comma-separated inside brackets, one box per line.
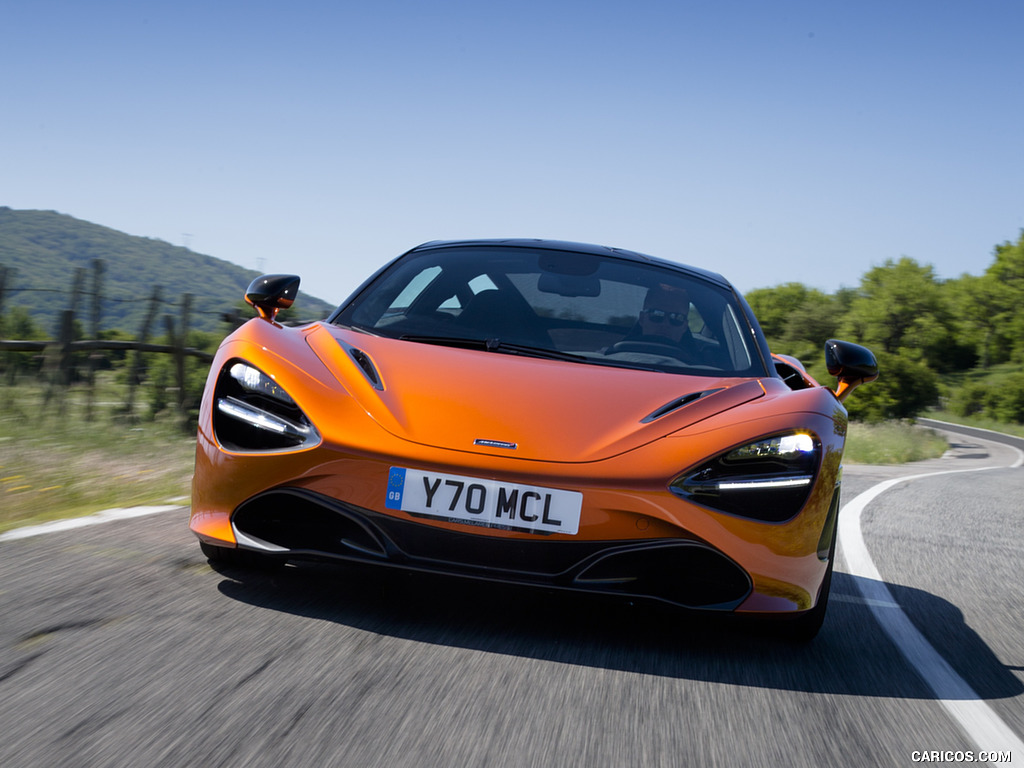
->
[456, 289, 550, 348]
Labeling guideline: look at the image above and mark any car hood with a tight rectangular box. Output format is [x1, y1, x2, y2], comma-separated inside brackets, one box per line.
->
[306, 325, 766, 463]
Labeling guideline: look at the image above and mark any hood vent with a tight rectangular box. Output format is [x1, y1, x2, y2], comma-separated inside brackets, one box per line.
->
[346, 345, 383, 390]
[641, 388, 724, 423]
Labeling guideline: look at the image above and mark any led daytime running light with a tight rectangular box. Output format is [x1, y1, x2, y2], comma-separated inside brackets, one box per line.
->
[715, 476, 812, 491]
[216, 397, 312, 439]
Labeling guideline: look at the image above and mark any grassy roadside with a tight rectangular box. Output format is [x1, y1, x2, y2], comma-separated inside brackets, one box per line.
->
[0, 379, 195, 534]
[842, 409, 1024, 465]
[843, 420, 950, 464]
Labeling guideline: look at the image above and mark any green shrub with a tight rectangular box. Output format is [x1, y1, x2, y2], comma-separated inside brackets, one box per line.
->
[845, 351, 939, 423]
[946, 373, 1024, 425]
[948, 381, 990, 417]
[987, 374, 1024, 423]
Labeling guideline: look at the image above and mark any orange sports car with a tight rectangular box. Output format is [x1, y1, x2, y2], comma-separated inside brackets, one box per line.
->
[190, 239, 877, 639]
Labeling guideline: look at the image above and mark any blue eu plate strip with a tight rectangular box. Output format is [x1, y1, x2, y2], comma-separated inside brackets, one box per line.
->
[386, 467, 407, 510]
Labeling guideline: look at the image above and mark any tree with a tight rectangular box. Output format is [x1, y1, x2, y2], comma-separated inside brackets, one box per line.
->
[745, 283, 817, 341]
[840, 257, 956, 370]
[779, 290, 843, 349]
[945, 274, 1001, 368]
[985, 231, 1024, 363]
[745, 283, 844, 365]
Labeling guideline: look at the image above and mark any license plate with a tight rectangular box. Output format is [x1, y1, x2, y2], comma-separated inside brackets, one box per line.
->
[385, 467, 582, 535]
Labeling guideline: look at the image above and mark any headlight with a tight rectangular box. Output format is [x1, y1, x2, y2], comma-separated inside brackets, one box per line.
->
[670, 432, 820, 522]
[229, 362, 296, 405]
[212, 360, 320, 452]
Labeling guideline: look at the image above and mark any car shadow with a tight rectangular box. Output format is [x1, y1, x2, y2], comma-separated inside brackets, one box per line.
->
[212, 558, 1022, 701]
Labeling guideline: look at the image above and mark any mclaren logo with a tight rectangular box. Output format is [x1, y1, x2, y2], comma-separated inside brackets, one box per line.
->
[474, 438, 518, 450]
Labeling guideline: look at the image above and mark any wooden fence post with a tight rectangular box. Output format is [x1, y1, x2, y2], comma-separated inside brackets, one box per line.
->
[124, 286, 162, 421]
[177, 293, 193, 428]
[42, 309, 75, 416]
[0, 265, 18, 385]
[86, 259, 105, 421]
[163, 293, 193, 429]
[0, 264, 9, 319]
[61, 267, 85, 388]
[69, 266, 86, 319]
[42, 268, 85, 415]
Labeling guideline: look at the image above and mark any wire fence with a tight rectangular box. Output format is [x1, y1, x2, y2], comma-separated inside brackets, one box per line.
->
[1, 259, 222, 427]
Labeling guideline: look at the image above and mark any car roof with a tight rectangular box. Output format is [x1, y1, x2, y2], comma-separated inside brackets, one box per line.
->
[409, 239, 732, 290]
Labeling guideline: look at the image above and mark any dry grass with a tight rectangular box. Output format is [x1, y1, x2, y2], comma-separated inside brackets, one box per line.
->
[0, 377, 195, 532]
[844, 420, 949, 464]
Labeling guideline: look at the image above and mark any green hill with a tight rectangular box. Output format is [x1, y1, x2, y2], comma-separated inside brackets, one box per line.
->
[0, 207, 335, 336]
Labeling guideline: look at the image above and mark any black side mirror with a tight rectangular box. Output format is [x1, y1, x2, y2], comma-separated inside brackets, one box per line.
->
[245, 274, 300, 322]
[824, 339, 878, 403]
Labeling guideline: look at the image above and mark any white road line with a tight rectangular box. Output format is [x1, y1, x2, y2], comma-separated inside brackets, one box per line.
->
[839, 461, 1024, 762]
[0, 504, 182, 542]
[831, 593, 902, 609]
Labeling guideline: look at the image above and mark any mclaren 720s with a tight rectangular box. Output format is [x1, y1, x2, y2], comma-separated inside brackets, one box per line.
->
[190, 239, 877, 640]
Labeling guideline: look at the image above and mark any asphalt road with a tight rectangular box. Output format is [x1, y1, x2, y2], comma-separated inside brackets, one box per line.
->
[1, 422, 1021, 767]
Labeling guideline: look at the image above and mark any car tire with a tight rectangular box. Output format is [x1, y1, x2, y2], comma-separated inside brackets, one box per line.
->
[775, 523, 837, 642]
[782, 552, 834, 642]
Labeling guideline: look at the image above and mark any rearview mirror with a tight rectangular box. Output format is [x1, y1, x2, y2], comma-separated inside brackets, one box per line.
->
[245, 274, 300, 322]
[537, 272, 601, 297]
[824, 339, 878, 403]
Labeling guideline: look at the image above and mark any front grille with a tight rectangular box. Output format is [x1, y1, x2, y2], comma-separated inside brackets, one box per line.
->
[233, 491, 388, 558]
[574, 542, 751, 608]
[232, 487, 751, 609]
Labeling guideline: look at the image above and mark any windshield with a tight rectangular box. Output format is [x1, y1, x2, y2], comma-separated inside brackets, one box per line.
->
[333, 245, 766, 377]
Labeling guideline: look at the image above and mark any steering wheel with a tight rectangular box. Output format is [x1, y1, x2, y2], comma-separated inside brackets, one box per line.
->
[606, 340, 691, 361]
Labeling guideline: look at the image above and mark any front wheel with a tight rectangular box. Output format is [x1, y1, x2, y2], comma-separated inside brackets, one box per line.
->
[773, 521, 837, 642]
[778, 551, 834, 641]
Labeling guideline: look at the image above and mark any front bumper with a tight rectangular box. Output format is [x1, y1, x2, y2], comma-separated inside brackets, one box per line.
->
[220, 486, 754, 610]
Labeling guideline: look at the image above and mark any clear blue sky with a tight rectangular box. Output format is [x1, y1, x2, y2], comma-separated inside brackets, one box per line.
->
[3, 0, 1022, 302]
